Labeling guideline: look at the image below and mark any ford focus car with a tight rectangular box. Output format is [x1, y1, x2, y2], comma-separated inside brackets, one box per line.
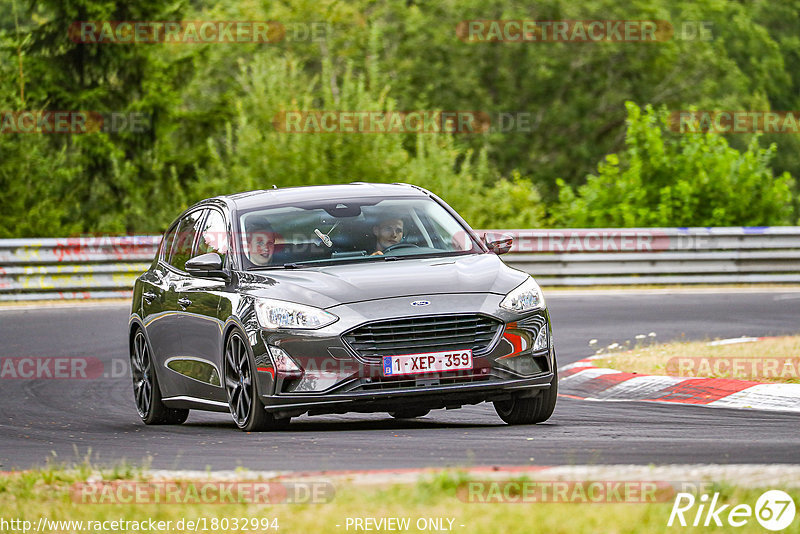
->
[128, 183, 557, 431]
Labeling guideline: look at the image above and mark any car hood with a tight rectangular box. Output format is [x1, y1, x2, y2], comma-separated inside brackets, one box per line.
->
[237, 254, 529, 309]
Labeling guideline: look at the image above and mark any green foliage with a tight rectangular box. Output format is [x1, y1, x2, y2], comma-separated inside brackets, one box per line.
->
[191, 51, 544, 229]
[0, 135, 79, 238]
[552, 102, 796, 227]
[362, 0, 786, 195]
[0, 0, 798, 236]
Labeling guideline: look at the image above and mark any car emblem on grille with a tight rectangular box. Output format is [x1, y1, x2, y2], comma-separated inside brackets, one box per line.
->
[411, 300, 430, 306]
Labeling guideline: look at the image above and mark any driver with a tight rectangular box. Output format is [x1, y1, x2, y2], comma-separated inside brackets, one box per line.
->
[371, 216, 404, 255]
[245, 218, 278, 266]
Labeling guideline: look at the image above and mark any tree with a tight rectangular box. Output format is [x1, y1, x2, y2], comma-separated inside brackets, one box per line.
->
[192, 51, 544, 229]
[552, 102, 795, 227]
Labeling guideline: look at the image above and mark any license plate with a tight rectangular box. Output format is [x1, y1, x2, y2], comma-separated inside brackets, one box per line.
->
[382, 350, 473, 377]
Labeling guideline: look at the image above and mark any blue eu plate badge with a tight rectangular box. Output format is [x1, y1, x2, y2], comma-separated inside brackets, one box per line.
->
[383, 356, 393, 376]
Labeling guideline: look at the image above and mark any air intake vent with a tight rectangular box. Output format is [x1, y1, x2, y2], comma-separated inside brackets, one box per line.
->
[344, 314, 502, 364]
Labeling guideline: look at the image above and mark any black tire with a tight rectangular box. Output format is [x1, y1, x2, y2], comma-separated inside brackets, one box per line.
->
[493, 365, 558, 425]
[389, 408, 430, 419]
[130, 329, 189, 425]
[224, 331, 290, 432]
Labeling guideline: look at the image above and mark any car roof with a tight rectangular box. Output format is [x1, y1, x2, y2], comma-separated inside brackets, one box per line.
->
[219, 183, 430, 211]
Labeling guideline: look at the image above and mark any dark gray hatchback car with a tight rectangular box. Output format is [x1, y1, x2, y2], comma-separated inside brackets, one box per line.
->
[128, 183, 557, 431]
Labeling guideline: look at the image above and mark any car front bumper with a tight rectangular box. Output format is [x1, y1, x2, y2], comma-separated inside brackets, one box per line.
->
[261, 369, 554, 418]
[246, 293, 555, 418]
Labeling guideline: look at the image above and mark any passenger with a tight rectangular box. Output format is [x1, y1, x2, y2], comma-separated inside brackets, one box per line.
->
[371, 216, 404, 255]
[245, 218, 277, 266]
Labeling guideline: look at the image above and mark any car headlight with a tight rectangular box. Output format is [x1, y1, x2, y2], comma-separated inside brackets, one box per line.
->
[500, 277, 545, 312]
[255, 298, 338, 330]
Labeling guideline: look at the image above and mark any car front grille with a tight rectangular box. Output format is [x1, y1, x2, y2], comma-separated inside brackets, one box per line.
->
[343, 314, 502, 364]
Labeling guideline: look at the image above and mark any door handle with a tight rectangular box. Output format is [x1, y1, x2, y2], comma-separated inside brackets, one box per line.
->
[143, 291, 157, 303]
[178, 297, 192, 309]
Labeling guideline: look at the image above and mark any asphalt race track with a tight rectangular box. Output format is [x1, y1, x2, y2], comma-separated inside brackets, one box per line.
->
[1, 290, 799, 471]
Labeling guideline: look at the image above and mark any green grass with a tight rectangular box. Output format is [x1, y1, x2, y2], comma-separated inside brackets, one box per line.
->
[594, 336, 800, 383]
[1, 468, 798, 533]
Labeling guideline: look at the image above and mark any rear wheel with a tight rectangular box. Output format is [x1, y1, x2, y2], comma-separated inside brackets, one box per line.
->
[494, 366, 558, 425]
[130, 329, 189, 425]
[225, 331, 290, 432]
[389, 409, 430, 419]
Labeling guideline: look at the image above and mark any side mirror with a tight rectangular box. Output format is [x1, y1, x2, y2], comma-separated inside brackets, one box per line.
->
[185, 252, 229, 279]
[484, 232, 514, 255]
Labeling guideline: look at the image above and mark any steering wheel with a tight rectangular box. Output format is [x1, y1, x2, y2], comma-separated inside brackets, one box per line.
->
[382, 243, 419, 253]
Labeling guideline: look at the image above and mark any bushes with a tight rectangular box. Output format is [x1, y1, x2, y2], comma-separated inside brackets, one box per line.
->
[2, 0, 799, 236]
[552, 102, 796, 227]
[192, 52, 544, 230]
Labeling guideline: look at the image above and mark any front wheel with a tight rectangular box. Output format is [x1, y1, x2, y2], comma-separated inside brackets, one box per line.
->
[130, 329, 189, 425]
[493, 366, 557, 425]
[224, 332, 290, 432]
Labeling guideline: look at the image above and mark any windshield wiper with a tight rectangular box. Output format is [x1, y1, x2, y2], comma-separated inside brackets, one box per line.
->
[282, 263, 304, 269]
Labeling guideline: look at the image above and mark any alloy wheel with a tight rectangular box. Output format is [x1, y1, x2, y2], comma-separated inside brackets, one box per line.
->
[225, 334, 253, 427]
[131, 331, 153, 418]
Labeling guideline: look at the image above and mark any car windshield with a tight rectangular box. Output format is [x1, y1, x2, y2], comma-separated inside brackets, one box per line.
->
[239, 196, 482, 269]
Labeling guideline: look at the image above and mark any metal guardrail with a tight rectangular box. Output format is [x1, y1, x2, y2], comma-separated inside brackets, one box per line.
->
[0, 236, 157, 301]
[1, 228, 799, 301]
[489, 227, 800, 286]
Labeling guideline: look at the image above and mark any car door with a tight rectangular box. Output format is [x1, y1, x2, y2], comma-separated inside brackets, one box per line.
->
[141, 222, 181, 370]
[153, 208, 206, 398]
[175, 208, 229, 403]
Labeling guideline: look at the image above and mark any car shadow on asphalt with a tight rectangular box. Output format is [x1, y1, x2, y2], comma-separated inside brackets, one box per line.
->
[181, 418, 502, 432]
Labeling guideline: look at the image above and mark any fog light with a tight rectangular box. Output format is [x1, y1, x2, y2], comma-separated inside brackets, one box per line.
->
[533, 327, 548, 352]
[268, 346, 302, 374]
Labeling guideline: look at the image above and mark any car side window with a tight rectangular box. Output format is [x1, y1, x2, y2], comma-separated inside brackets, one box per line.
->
[160, 223, 178, 261]
[195, 209, 229, 264]
[168, 210, 205, 271]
